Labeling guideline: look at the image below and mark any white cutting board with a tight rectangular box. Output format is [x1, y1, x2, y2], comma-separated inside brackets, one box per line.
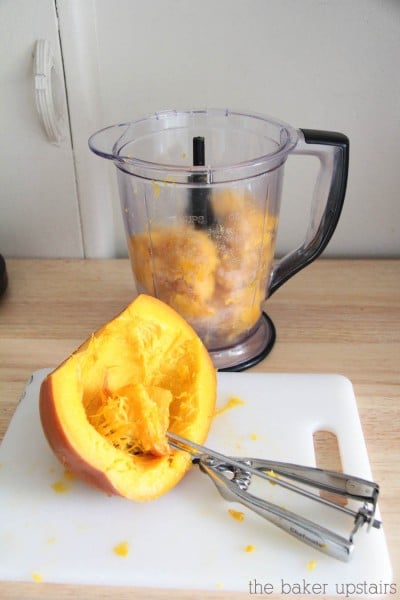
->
[0, 370, 392, 595]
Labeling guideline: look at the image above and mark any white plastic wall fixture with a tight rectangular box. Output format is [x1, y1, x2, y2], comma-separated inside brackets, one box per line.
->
[33, 39, 66, 145]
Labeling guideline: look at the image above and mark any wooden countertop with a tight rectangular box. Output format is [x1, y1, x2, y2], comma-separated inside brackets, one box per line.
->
[0, 258, 399, 599]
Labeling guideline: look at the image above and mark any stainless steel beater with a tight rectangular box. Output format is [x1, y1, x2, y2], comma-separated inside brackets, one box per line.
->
[167, 432, 381, 562]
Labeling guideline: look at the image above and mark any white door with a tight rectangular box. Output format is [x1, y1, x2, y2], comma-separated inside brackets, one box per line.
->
[0, 0, 82, 258]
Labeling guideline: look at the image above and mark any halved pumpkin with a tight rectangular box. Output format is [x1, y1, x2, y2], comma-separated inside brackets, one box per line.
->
[39, 294, 216, 501]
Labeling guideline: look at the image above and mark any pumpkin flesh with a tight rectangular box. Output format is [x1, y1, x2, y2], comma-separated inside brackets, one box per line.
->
[128, 191, 278, 348]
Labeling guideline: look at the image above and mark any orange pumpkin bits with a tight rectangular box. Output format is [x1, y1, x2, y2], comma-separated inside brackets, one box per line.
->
[128, 226, 218, 318]
[113, 541, 130, 557]
[39, 294, 216, 501]
[128, 190, 278, 349]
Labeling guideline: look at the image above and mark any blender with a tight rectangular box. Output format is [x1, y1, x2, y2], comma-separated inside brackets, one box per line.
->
[89, 109, 348, 370]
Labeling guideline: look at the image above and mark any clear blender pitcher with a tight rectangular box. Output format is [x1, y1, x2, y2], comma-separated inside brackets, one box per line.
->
[89, 109, 348, 371]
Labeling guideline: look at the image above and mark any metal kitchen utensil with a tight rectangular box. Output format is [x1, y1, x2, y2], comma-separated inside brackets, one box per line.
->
[167, 432, 381, 562]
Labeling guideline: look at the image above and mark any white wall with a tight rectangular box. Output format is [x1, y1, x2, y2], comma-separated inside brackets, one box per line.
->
[1, 0, 400, 258]
[0, 0, 83, 258]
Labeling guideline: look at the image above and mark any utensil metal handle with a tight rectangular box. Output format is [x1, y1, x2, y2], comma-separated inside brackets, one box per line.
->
[249, 459, 379, 504]
[202, 462, 353, 562]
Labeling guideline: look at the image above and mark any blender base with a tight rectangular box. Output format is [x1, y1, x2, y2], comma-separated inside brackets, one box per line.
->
[210, 313, 276, 372]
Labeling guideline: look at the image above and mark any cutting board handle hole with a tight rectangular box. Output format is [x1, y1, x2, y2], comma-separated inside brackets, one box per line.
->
[313, 430, 348, 506]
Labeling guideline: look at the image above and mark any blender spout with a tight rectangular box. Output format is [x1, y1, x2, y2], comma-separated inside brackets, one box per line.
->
[88, 123, 134, 163]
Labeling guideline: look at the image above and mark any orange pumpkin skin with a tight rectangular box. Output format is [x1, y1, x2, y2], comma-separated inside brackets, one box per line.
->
[40, 375, 121, 496]
[39, 294, 217, 501]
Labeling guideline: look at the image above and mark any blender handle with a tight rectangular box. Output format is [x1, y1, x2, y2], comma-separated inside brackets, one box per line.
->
[268, 129, 349, 296]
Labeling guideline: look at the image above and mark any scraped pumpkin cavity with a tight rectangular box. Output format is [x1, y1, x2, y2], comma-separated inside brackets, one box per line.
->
[87, 383, 173, 457]
[40, 294, 216, 501]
